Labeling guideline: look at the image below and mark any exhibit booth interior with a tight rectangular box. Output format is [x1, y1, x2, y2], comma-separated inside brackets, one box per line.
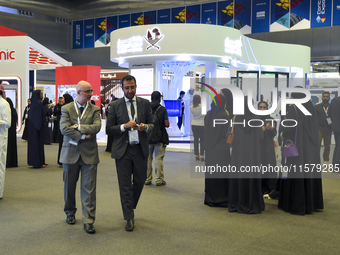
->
[110, 24, 310, 138]
[0, 25, 72, 132]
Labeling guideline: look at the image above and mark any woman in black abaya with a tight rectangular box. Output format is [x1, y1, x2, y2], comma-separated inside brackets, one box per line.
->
[42, 97, 53, 145]
[21, 99, 30, 140]
[258, 101, 277, 194]
[228, 97, 265, 214]
[204, 94, 230, 207]
[57, 94, 74, 165]
[6, 98, 18, 168]
[278, 90, 323, 215]
[27, 90, 46, 168]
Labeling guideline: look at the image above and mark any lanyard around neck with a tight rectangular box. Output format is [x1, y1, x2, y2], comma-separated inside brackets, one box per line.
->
[74, 101, 88, 122]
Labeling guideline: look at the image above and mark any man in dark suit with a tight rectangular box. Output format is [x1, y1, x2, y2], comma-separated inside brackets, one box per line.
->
[106, 74, 153, 231]
[60, 80, 101, 234]
[315, 92, 332, 165]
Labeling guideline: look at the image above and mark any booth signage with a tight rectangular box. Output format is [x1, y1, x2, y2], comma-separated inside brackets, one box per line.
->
[0, 49, 15, 62]
[117, 36, 143, 54]
[117, 27, 164, 54]
[224, 36, 242, 56]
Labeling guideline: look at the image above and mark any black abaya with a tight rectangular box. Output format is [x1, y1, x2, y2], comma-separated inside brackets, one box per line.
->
[57, 94, 74, 165]
[228, 97, 265, 214]
[21, 105, 30, 140]
[204, 95, 230, 207]
[27, 90, 45, 167]
[6, 98, 18, 167]
[278, 100, 323, 215]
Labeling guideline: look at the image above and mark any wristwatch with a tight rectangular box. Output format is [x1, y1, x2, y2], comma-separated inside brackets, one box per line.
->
[74, 124, 79, 129]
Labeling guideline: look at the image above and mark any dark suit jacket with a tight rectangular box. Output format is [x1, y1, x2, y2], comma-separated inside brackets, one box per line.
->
[106, 97, 154, 160]
[314, 103, 332, 133]
[59, 102, 101, 165]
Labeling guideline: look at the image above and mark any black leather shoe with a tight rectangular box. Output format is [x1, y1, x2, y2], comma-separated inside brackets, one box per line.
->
[125, 220, 134, 231]
[66, 215, 76, 225]
[84, 223, 95, 234]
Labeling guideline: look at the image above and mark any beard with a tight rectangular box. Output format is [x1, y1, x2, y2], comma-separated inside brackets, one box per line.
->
[323, 99, 329, 104]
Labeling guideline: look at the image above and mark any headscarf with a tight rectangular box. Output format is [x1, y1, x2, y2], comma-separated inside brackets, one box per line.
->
[0, 82, 6, 99]
[257, 101, 271, 120]
[221, 88, 233, 116]
[63, 93, 74, 105]
[6, 97, 17, 123]
[28, 90, 45, 131]
[291, 89, 319, 146]
[42, 97, 49, 106]
[204, 94, 228, 150]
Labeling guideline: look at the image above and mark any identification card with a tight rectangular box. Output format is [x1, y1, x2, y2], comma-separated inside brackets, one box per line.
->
[25, 114, 28, 119]
[128, 127, 139, 145]
[68, 139, 78, 146]
[326, 117, 332, 125]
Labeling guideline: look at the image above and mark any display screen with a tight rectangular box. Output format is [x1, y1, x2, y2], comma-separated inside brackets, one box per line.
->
[164, 100, 182, 117]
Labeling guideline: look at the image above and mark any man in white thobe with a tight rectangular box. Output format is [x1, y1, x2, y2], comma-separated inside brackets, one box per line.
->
[0, 82, 11, 199]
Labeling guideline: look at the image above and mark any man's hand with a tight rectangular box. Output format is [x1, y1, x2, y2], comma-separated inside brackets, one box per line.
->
[138, 123, 146, 131]
[124, 120, 137, 129]
[85, 135, 94, 139]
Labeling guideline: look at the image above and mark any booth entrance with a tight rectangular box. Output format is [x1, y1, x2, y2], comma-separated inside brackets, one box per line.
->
[110, 24, 311, 142]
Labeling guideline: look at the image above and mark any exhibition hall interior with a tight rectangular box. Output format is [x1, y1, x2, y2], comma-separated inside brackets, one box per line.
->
[1, 0, 340, 254]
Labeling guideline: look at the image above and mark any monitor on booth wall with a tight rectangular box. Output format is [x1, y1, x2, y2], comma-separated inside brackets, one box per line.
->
[164, 100, 182, 117]
[5, 89, 17, 109]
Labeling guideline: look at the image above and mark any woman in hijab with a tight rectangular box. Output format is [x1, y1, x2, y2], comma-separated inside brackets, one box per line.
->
[6, 98, 18, 168]
[21, 99, 31, 140]
[228, 96, 265, 214]
[258, 101, 277, 194]
[27, 90, 46, 168]
[57, 94, 74, 165]
[204, 94, 230, 207]
[42, 97, 53, 145]
[278, 89, 323, 215]
[220, 88, 233, 117]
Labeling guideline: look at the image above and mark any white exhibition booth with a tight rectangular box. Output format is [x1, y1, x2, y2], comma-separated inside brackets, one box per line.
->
[0, 26, 72, 132]
[111, 24, 311, 137]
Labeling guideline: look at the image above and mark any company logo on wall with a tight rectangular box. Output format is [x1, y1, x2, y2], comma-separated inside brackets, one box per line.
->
[144, 27, 164, 51]
[224, 36, 242, 57]
[0, 49, 16, 62]
[316, 0, 326, 23]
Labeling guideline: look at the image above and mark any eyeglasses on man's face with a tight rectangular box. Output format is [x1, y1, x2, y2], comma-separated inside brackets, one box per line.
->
[81, 90, 95, 94]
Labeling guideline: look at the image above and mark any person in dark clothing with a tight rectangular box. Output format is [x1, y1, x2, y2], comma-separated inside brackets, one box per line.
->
[177, 91, 185, 129]
[329, 96, 340, 171]
[27, 90, 46, 168]
[314, 92, 332, 165]
[52, 96, 64, 143]
[258, 101, 277, 194]
[6, 98, 18, 168]
[42, 97, 53, 145]
[57, 93, 74, 165]
[145, 91, 169, 186]
[228, 97, 265, 214]
[21, 99, 31, 141]
[204, 94, 230, 207]
[220, 88, 234, 117]
[105, 97, 118, 153]
[278, 89, 324, 215]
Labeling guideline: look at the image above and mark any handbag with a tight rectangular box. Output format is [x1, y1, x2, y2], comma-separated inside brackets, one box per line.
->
[227, 116, 235, 146]
[282, 106, 299, 157]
